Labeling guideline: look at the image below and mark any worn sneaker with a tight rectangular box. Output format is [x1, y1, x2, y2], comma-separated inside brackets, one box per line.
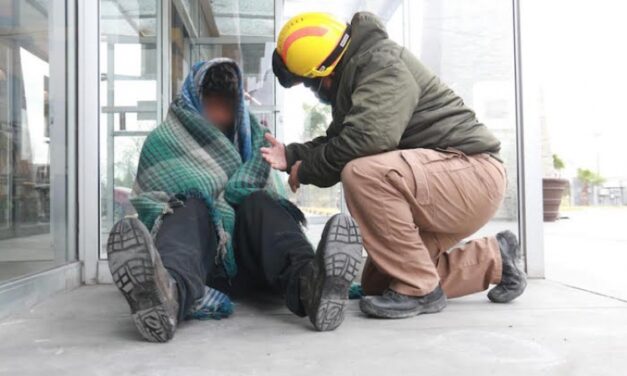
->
[487, 230, 528, 303]
[360, 285, 447, 319]
[300, 213, 364, 331]
[107, 217, 179, 342]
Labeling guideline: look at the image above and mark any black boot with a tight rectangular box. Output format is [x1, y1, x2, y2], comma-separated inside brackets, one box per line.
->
[488, 230, 527, 303]
[107, 217, 179, 342]
[300, 213, 364, 331]
[360, 285, 447, 319]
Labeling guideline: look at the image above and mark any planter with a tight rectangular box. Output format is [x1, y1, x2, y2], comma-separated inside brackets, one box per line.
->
[542, 178, 569, 222]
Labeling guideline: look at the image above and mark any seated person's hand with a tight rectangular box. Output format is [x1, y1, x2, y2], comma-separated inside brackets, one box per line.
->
[261, 133, 287, 171]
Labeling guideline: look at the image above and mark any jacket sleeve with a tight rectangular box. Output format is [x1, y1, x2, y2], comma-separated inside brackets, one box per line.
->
[298, 59, 420, 187]
[284, 134, 330, 171]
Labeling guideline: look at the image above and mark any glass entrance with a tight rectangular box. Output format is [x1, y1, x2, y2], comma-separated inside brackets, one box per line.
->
[97, 0, 523, 272]
[99, 0, 161, 257]
[0, 0, 74, 283]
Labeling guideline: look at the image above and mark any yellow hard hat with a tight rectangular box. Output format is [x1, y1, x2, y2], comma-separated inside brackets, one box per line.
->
[276, 12, 351, 78]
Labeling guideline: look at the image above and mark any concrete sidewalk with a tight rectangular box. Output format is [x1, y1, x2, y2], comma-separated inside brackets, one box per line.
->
[545, 207, 627, 300]
[1, 280, 626, 376]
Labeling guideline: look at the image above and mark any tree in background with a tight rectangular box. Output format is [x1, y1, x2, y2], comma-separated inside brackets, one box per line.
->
[296, 103, 340, 213]
[302, 103, 330, 139]
[114, 137, 144, 189]
[577, 168, 605, 205]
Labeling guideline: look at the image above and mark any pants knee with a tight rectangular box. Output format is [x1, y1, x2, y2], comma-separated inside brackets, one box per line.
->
[176, 196, 210, 221]
[342, 155, 395, 201]
[184, 196, 207, 209]
[341, 158, 370, 193]
[238, 191, 272, 213]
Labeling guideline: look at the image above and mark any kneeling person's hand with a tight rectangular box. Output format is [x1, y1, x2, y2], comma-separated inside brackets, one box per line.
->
[289, 161, 302, 193]
[260, 133, 287, 171]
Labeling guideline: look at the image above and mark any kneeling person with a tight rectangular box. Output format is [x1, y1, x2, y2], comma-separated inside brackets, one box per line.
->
[264, 12, 527, 319]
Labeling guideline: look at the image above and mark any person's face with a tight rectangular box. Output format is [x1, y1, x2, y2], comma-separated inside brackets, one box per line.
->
[304, 75, 334, 105]
[202, 95, 235, 132]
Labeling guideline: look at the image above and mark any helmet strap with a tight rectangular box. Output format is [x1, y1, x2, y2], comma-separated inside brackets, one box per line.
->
[315, 24, 352, 73]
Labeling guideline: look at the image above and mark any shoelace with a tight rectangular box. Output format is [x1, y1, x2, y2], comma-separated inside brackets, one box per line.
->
[383, 289, 406, 300]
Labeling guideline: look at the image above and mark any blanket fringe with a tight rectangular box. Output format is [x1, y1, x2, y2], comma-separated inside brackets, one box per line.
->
[349, 283, 364, 300]
[215, 226, 230, 266]
[149, 204, 174, 241]
[187, 286, 234, 320]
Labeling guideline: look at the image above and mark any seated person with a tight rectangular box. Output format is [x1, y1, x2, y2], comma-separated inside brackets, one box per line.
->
[107, 58, 363, 342]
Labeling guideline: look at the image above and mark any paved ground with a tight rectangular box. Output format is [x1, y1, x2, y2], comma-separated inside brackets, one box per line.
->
[545, 207, 627, 300]
[1, 280, 626, 376]
[2, 209, 626, 375]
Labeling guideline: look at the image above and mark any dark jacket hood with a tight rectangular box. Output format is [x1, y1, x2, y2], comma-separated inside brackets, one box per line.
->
[336, 12, 389, 75]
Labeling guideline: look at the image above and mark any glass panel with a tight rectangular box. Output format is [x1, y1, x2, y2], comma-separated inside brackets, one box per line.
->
[278, 1, 518, 247]
[406, 0, 519, 239]
[181, 0, 276, 131]
[212, 0, 274, 36]
[0, 0, 73, 283]
[523, 0, 627, 299]
[100, 0, 160, 258]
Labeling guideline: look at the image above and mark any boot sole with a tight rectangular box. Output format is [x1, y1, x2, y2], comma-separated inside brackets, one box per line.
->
[310, 213, 363, 331]
[107, 218, 176, 342]
[359, 294, 448, 319]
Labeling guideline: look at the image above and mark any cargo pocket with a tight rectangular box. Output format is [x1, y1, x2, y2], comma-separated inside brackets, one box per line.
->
[398, 150, 431, 206]
[402, 148, 471, 172]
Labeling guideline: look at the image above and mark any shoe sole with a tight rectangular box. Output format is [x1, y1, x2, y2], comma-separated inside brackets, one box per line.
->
[310, 213, 363, 331]
[107, 218, 176, 342]
[359, 294, 448, 319]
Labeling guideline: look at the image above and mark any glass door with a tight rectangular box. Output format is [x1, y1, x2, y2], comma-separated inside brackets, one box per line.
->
[522, 0, 627, 299]
[278, 0, 520, 247]
[95, 0, 523, 270]
[99, 0, 162, 257]
[0, 0, 74, 283]
[404, 0, 520, 242]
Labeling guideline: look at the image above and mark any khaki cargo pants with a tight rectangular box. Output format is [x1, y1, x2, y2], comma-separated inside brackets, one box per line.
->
[341, 148, 506, 298]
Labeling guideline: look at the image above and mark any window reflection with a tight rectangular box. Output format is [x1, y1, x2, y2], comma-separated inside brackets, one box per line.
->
[0, 0, 71, 282]
[99, 0, 160, 257]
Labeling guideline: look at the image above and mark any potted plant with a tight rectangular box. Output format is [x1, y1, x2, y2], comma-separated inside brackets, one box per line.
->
[542, 154, 569, 222]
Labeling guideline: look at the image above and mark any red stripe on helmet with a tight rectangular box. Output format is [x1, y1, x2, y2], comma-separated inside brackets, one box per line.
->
[281, 26, 328, 62]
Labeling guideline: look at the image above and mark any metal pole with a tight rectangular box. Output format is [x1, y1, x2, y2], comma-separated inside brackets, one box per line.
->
[513, 0, 545, 277]
[77, 0, 101, 283]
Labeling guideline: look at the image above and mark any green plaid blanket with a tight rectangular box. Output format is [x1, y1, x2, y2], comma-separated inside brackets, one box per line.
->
[130, 60, 301, 278]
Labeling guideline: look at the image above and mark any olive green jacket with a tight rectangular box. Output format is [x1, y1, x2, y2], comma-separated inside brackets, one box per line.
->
[285, 12, 501, 187]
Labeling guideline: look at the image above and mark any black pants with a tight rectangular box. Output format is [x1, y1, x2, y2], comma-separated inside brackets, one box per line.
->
[154, 191, 314, 321]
